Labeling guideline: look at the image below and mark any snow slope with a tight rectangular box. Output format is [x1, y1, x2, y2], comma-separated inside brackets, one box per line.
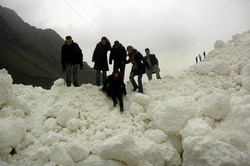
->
[1, 30, 250, 166]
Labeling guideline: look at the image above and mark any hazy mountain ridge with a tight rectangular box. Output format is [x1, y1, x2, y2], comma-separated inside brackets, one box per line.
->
[0, 6, 95, 89]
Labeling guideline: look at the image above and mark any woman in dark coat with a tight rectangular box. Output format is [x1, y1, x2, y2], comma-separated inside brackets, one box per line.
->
[102, 71, 127, 112]
[92, 37, 111, 86]
[126, 46, 149, 93]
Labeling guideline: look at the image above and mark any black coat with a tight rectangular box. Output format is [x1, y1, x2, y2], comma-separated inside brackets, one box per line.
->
[144, 54, 159, 66]
[92, 42, 111, 71]
[109, 44, 127, 67]
[102, 74, 126, 96]
[127, 50, 149, 75]
[61, 42, 83, 68]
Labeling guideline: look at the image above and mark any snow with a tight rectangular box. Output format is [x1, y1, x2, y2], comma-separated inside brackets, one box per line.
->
[1, 30, 250, 165]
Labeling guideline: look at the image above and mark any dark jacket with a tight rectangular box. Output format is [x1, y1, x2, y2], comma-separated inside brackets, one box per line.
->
[102, 74, 127, 96]
[92, 42, 111, 71]
[127, 49, 149, 75]
[144, 54, 159, 66]
[61, 41, 83, 69]
[109, 44, 127, 66]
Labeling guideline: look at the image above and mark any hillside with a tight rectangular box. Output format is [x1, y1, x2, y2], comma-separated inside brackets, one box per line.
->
[0, 6, 95, 89]
[0, 30, 250, 166]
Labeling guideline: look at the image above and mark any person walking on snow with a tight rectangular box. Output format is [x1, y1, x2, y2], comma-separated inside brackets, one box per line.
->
[195, 56, 198, 63]
[92, 36, 111, 86]
[61, 36, 83, 87]
[198, 54, 202, 62]
[102, 71, 127, 112]
[144, 48, 161, 80]
[126, 46, 149, 93]
[109, 41, 127, 81]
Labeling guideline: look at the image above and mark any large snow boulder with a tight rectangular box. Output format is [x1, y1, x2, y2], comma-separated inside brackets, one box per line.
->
[56, 108, 79, 127]
[145, 129, 167, 144]
[49, 143, 75, 166]
[194, 62, 215, 75]
[0, 69, 13, 105]
[182, 136, 245, 166]
[66, 141, 90, 162]
[214, 40, 225, 49]
[180, 118, 212, 139]
[0, 117, 27, 155]
[100, 132, 143, 166]
[132, 93, 151, 110]
[216, 61, 231, 75]
[150, 96, 197, 134]
[201, 92, 231, 120]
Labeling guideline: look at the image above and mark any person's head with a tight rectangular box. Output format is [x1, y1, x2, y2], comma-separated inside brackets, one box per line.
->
[114, 40, 120, 48]
[113, 71, 120, 78]
[127, 45, 134, 54]
[145, 48, 150, 55]
[65, 36, 73, 46]
[101, 36, 108, 45]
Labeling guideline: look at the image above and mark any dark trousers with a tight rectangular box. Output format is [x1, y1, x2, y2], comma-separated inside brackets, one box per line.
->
[96, 70, 107, 86]
[65, 63, 79, 86]
[113, 63, 125, 81]
[129, 72, 143, 93]
[109, 89, 123, 109]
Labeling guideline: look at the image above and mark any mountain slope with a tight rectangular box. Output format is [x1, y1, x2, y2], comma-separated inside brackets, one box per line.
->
[0, 6, 95, 89]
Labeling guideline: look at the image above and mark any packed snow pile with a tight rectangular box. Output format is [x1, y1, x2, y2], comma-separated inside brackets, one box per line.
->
[1, 30, 250, 166]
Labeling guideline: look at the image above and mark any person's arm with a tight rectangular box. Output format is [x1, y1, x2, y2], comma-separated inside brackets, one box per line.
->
[109, 48, 113, 65]
[92, 44, 98, 62]
[139, 52, 150, 69]
[121, 46, 127, 64]
[61, 46, 66, 72]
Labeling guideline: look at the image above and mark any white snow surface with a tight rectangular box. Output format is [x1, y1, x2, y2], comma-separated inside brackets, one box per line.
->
[1, 30, 250, 166]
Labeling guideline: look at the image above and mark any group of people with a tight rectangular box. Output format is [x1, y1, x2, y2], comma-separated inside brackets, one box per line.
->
[195, 51, 206, 63]
[61, 36, 161, 112]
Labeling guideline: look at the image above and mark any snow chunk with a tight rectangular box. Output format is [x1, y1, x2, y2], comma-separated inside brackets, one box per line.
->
[194, 62, 215, 75]
[49, 143, 75, 166]
[51, 78, 65, 89]
[132, 93, 151, 110]
[240, 63, 250, 77]
[56, 108, 79, 127]
[180, 118, 212, 139]
[216, 61, 231, 75]
[66, 119, 80, 131]
[0, 69, 13, 105]
[201, 92, 231, 120]
[67, 142, 90, 162]
[145, 129, 167, 144]
[182, 136, 245, 166]
[150, 96, 197, 134]
[242, 77, 250, 91]
[214, 40, 225, 49]
[0, 117, 27, 155]
[44, 118, 57, 132]
[100, 132, 143, 166]
[130, 102, 144, 114]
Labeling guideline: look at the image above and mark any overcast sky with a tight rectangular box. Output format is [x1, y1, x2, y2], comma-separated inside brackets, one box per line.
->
[1, 0, 250, 78]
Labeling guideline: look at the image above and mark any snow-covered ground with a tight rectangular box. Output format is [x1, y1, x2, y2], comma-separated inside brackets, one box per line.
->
[1, 30, 250, 166]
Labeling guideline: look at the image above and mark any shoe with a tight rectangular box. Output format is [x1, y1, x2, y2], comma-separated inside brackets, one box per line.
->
[74, 84, 79, 87]
[67, 83, 71, 87]
[133, 87, 138, 91]
[113, 103, 118, 107]
[120, 108, 124, 112]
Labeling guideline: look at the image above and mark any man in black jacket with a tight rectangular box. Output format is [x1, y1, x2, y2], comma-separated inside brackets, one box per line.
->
[61, 36, 83, 87]
[144, 48, 161, 80]
[109, 41, 127, 81]
[102, 71, 127, 112]
[92, 36, 111, 86]
[126, 46, 149, 93]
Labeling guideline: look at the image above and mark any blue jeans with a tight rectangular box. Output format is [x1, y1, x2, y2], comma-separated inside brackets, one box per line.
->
[129, 72, 143, 93]
[65, 63, 79, 86]
[96, 70, 107, 86]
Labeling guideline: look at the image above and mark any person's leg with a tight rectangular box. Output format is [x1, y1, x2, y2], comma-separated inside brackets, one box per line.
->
[153, 65, 161, 79]
[129, 72, 138, 91]
[102, 70, 107, 85]
[146, 68, 152, 81]
[117, 90, 124, 112]
[65, 63, 72, 86]
[138, 74, 143, 93]
[120, 64, 125, 81]
[73, 64, 79, 86]
[111, 90, 118, 107]
[96, 70, 101, 86]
